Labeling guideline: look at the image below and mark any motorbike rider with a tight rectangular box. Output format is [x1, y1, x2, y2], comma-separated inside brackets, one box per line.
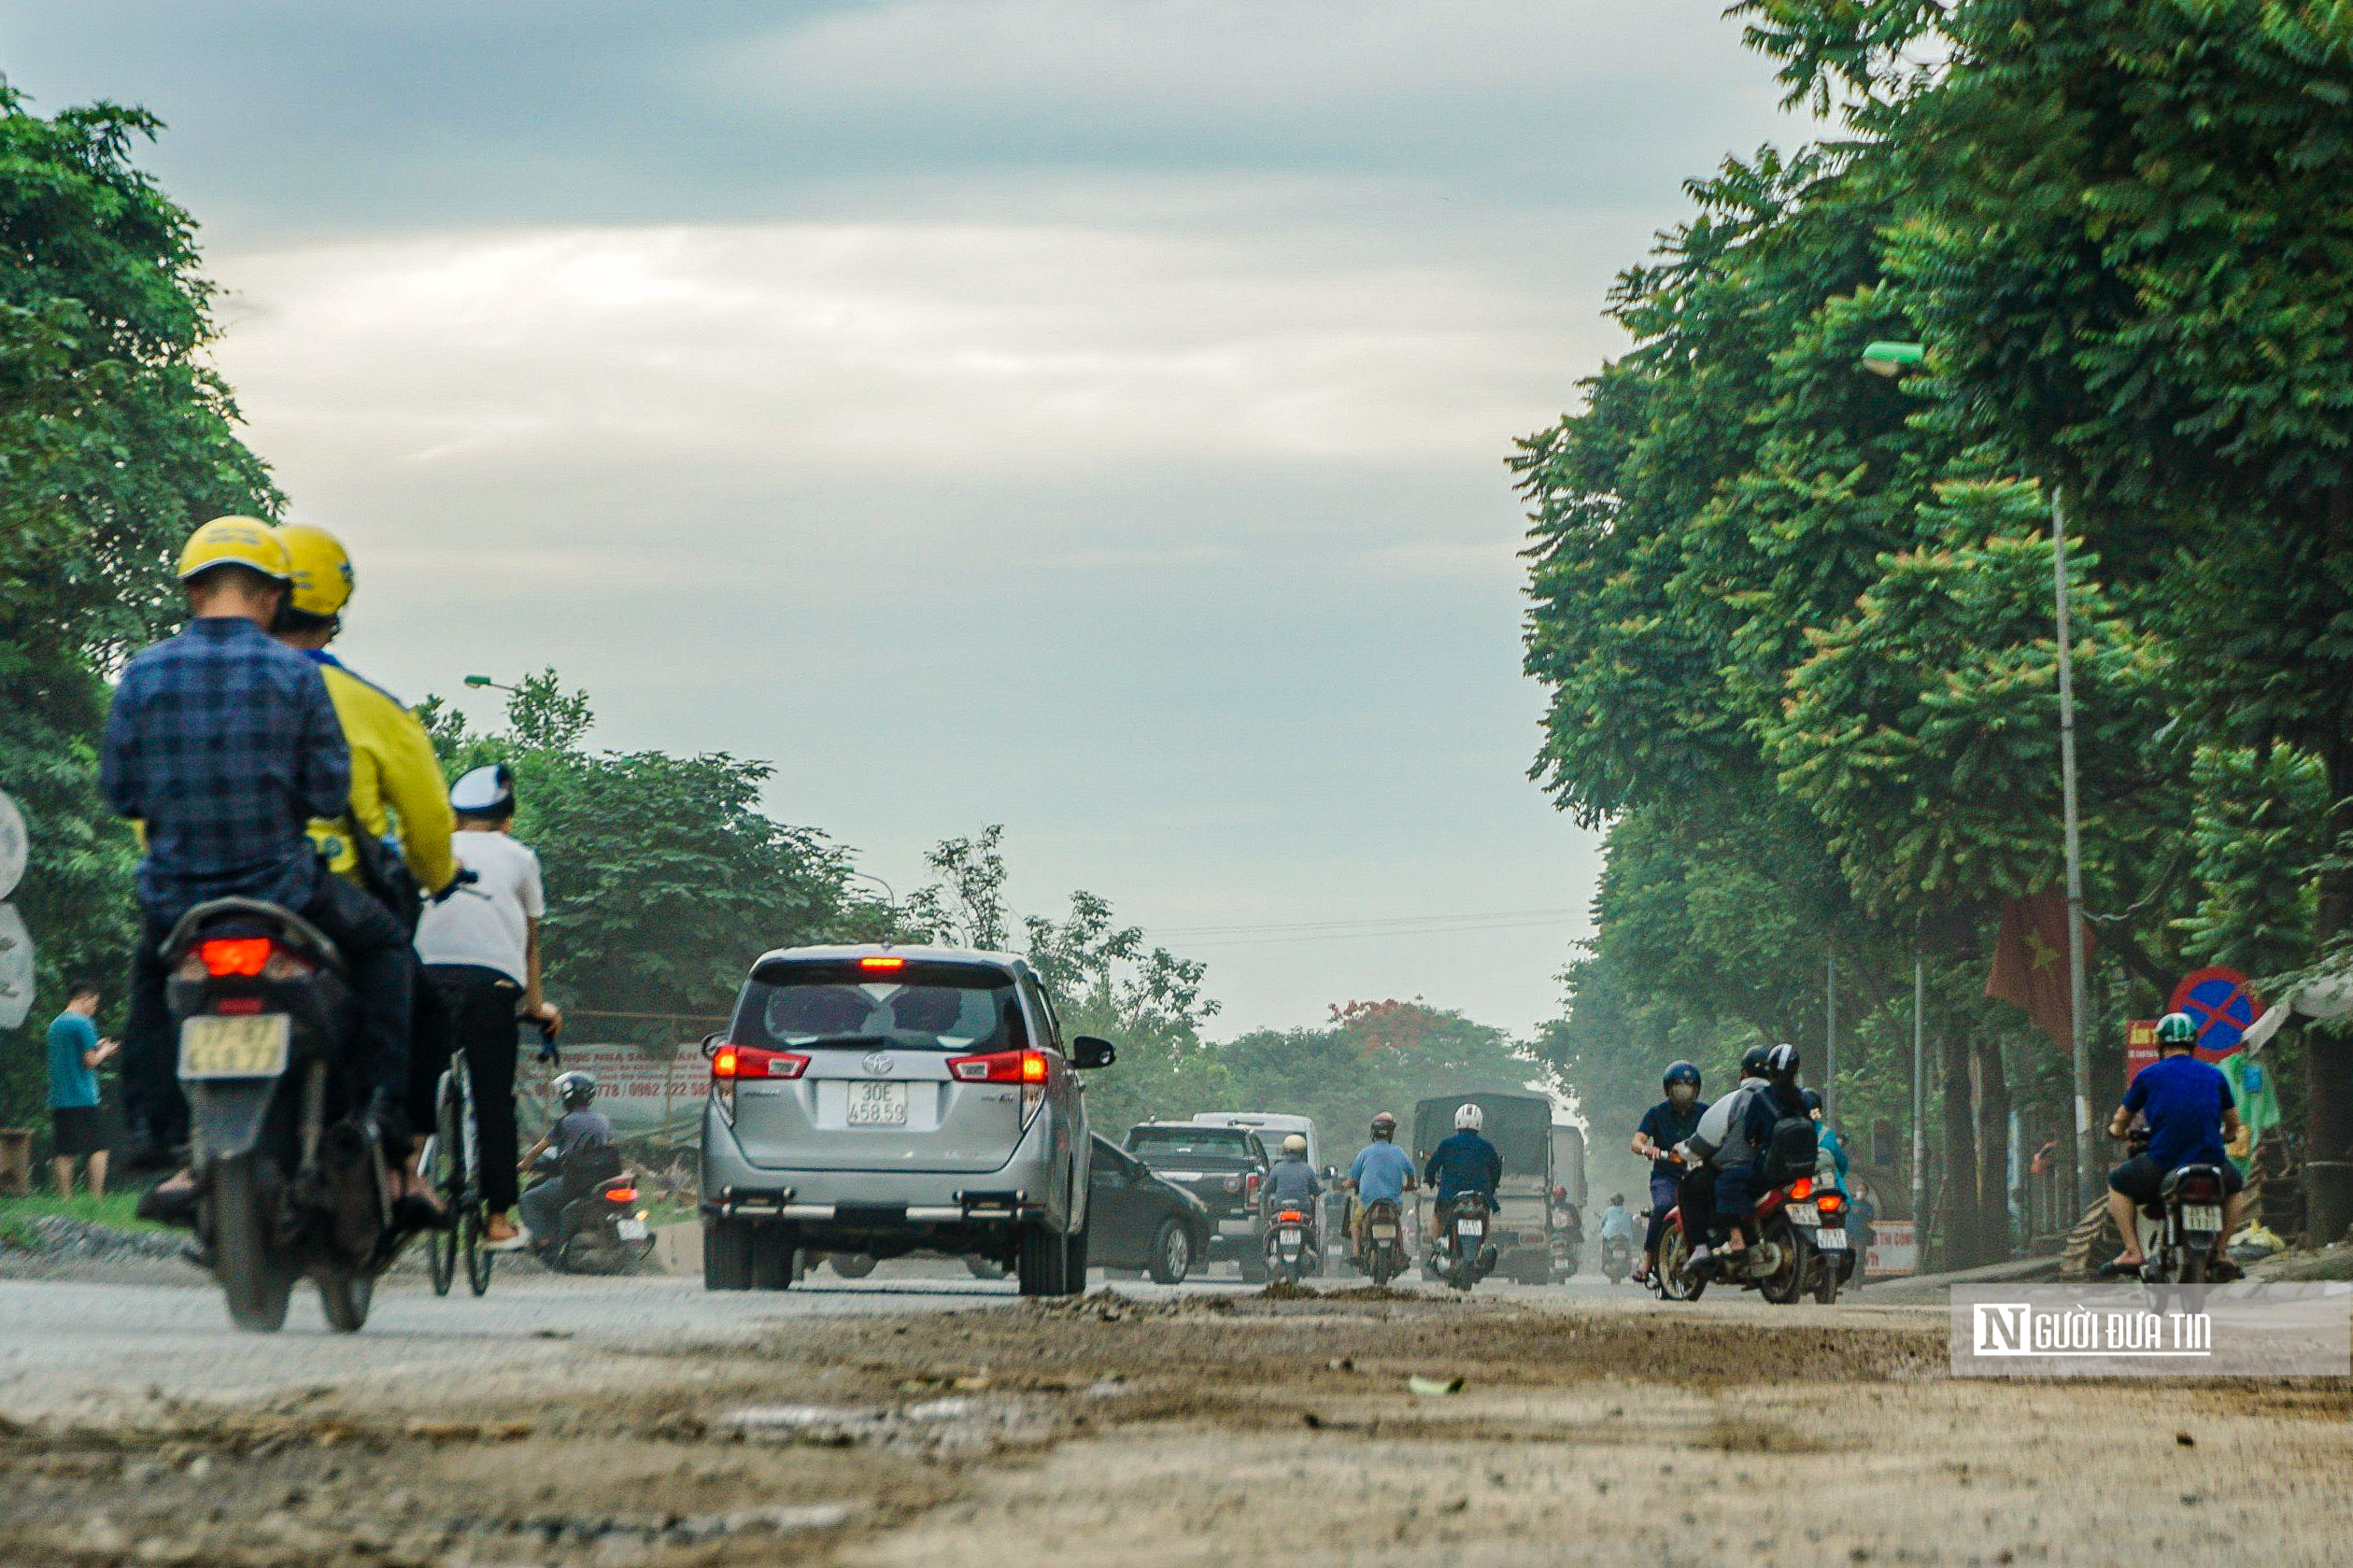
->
[2104, 1010, 2247, 1273]
[1598, 1192, 1639, 1255]
[102, 520, 412, 1221]
[1424, 1102, 1504, 1255]
[1677, 1044, 1771, 1265]
[1630, 1060, 1708, 1281]
[269, 523, 460, 1221]
[416, 763, 563, 1250]
[517, 1069, 615, 1247]
[1710, 1043, 1812, 1264]
[1265, 1133, 1323, 1249]
[1344, 1110, 1417, 1257]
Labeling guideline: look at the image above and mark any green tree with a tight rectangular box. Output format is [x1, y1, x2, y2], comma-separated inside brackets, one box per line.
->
[0, 88, 277, 1122]
[425, 676, 863, 1043]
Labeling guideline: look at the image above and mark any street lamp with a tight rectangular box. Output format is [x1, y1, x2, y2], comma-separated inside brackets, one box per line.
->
[463, 673, 518, 694]
[1862, 340, 2096, 1214]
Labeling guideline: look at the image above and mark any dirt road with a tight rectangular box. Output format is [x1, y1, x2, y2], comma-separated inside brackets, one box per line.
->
[1, 1269, 2346, 1567]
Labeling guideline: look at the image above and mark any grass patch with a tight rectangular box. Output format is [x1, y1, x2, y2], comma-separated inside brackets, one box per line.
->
[0, 1190, 173, 1235]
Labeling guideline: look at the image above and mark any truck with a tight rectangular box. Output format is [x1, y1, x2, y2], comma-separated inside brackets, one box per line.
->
[1410, 1093, 1556, 1286]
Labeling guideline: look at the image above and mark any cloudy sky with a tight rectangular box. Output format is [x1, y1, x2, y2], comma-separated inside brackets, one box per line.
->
[2, 2, 1793, 1037]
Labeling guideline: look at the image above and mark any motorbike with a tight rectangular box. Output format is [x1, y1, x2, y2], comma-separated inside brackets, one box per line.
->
[1599, 1233, 1636, 1284]
[1356, 1196, 1407, 1286]
[164, 897, 400, 1333]
[1433, 1193, 1498, 1292]
[1651, 1172, 1846, 1305]
[1268, 1203, 1313, 1285]
[522, 1147, 655, 1275]
[2133, 1163, 2233, 1285]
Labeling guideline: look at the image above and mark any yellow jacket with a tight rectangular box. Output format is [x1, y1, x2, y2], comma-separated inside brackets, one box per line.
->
[303, 655, 457, 895]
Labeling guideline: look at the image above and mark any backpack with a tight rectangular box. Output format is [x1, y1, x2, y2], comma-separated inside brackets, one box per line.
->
[1762, 1092, 1820, 1184]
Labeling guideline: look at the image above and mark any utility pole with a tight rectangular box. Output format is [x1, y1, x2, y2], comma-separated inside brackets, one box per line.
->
[2052, 490, 2094, 1212]
[1824, 948, 1837, 1123]
[1912, 947, 1927, 1240]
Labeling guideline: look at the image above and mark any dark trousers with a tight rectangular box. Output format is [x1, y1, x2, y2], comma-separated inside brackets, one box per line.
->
[1678, 1165, 1719, 1248]
[1714, 1162, 1765, 1244]
[1643, 1173, 1680, 1255]
[121, 872, 414, 1149]
[427, 964, 524, 1212]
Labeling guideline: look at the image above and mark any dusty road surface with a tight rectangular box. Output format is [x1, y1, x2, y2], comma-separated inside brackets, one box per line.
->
[1, 1267, 2346, 1567]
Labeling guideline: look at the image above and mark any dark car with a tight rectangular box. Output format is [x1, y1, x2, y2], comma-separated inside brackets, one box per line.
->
[1086, 1135, 1210, 1284]
[1124, 1122, 1270, 1280]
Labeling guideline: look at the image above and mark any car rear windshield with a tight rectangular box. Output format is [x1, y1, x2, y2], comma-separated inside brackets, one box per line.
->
[731, 962, 1025, 1053]
[1127, 1127, 1259, 1163]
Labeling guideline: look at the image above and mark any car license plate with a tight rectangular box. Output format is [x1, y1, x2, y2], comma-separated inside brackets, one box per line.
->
[1788, 1202, 1820, 1225]
[616, 1218, 648, 1241]
[1218, 1219, 1255, 1236]
[2183, 1204, 2223, 1231]
[1815, 1227, 1848, 1250]
[177, 1013, 291, 1080]
[1457, 1219, 1483, 1237]
[848, 1080, 909, 1125]
[1371, 1223, 1398, 1240]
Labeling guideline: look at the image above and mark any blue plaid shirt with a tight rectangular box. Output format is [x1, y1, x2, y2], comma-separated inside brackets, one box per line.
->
[101, 616, 351, 923]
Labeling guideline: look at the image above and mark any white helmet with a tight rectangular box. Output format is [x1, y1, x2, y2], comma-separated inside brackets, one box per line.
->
[1282, 1133, 1308, 1156]
[1454, 1102, 1483, 1132]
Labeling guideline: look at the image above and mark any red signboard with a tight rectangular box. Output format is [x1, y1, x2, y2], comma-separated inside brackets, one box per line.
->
[2124, 1018, 2160, 1087]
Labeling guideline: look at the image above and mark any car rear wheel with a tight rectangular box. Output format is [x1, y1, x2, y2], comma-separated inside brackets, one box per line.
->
[1146, 1219, 1193, 1285]
[1018, 1222, 1083, 1295]
[751, 1226, 796, 1291]
[704, 1217, 753, 1291]
[829, 1251, 877, 1278]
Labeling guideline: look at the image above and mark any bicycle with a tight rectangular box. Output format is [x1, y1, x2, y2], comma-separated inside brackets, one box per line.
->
[421, 1043, 492, 1297]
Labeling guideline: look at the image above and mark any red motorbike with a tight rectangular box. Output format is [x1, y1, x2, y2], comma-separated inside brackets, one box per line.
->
[1651, 1172, 1847, 1305]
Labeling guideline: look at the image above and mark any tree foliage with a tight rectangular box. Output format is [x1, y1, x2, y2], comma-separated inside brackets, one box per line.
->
[0, 88, 277, 1122]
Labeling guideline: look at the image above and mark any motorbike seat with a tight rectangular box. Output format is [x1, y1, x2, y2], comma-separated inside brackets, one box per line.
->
[163, 896, 347, 974]
[2160, 1164, 2228, 1202]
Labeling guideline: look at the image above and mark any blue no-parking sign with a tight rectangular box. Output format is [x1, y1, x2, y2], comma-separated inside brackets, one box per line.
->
[2168, 967, 2261, 1061]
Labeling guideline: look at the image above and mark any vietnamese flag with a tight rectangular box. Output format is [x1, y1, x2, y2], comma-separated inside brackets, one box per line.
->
[1986, 891, 2096, 1050]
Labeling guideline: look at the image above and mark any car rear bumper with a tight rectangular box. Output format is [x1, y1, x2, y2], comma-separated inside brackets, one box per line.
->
[699, 1100, 1072, 1250]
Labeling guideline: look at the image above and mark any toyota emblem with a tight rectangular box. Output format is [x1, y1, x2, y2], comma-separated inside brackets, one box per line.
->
[861, 1050, 895, 1076]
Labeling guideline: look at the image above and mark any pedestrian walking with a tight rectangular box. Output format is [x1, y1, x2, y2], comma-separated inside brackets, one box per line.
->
[46, 982, 119, 1199]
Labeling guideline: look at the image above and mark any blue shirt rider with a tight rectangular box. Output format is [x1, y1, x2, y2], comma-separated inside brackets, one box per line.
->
[1346, 1111, 1418, 1252]
[1424, 1106, 1503, 1205]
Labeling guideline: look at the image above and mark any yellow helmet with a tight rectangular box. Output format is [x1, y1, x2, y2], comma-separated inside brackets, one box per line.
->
[276, 523, 355, 617]
[177, 516, 289, 583]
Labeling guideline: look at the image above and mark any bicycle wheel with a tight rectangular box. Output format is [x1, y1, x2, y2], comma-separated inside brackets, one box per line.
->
[463, 1207, 493, 1295]
[426, 1066, 463, 1296]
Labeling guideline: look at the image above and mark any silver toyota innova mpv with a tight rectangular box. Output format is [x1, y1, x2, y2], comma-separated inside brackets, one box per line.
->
[699, 945, 1113, 1295]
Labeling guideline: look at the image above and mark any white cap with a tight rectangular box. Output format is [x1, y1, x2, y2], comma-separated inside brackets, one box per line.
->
[450, 763, 515, 816]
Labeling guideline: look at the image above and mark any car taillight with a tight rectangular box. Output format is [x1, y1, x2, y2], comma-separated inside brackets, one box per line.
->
[1790, 1176, 1813, 1201]
[198, 937, 273, 977]
[1245, 1172, 1262, 1203]
[946, 1049, 1049, 1125]
[710, 1045, 808, 1127]
[712, 1046, 809, 1081]
[946, 1050, 1047, 1084]
[603, 1186, 638, 1204]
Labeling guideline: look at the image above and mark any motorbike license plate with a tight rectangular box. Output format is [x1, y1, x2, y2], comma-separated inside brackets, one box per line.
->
[1787, 1202, 1821, 1225]
[616, 1218, 649, 1241]
[1815, 1227, 1848, 1250]
[177, 1013, 291, 1080]
[1456, 1219, 1483, 1237]
[847, 1080, 909, 1125]
[1371, 1223, 1398, 1240]
[1280, 1227, 1302, 1245]
[2183, 1204, 2223, 1232]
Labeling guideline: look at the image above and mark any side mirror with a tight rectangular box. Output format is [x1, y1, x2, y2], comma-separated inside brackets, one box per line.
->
[1071, 1035, 1116, 1069]
[1324, 1165, 1340, 1181]
[701, 1031, 725, 1057]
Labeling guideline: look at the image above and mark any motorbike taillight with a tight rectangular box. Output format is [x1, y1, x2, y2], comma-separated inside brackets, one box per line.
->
[2176, 1176, 2222, 1204]
[1278, 1208, 1304, 1223]
[197, 937, 273, 977]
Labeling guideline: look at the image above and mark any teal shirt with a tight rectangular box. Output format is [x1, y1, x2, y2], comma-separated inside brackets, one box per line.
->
[46, 1012, 100, 1109]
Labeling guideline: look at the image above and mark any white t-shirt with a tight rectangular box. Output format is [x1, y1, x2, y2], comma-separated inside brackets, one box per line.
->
[415, 829, 546, 985]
